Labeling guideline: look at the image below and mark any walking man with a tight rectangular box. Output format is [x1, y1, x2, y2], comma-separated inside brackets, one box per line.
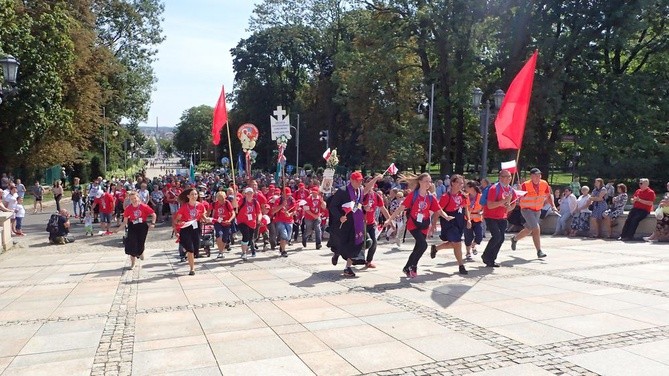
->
[510, 168, 557, 258]
[481, 170, 517, 267]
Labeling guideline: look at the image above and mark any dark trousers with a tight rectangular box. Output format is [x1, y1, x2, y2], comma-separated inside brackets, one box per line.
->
[366, 224, 378, 263]
[464, 221, 483, 246]
[404, 229, 428, 270]
[482, 218, 507, 265]
[620, 208, 649, 239]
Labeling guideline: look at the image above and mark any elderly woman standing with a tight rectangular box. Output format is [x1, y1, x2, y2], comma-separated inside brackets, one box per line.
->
[569, 186, 591, 237]
[116, 191, 156, 269]
[589, 178, 608, 238]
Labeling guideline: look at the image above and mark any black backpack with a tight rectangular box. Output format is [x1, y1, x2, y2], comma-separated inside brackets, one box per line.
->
[46, 214, 60, 235]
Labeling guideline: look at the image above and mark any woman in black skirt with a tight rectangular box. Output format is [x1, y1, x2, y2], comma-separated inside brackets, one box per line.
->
[116, 191, 156, 269]
[173, 188, 211, 275]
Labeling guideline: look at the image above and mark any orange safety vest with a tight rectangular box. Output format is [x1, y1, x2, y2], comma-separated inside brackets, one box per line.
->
[467, 193, 483, 222]
[519, 179, 550, 211]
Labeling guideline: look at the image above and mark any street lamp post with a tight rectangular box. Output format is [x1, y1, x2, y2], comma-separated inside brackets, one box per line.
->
[290, 113, 300, 170]
[472, 88, 505, 179]
[0, 54, 20, 105]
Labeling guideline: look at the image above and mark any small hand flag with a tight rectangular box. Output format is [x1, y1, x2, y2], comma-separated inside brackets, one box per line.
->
[501, 160, 517, 174]
[385, 163, 398, 175]
[322, 148, 332, 161]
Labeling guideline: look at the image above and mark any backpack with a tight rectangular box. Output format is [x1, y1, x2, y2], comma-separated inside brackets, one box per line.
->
[46, 214, 60, 235]
[479, 183, 503, 206]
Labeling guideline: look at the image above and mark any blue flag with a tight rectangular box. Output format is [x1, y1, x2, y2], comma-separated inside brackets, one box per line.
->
[189, 154, 195, 182]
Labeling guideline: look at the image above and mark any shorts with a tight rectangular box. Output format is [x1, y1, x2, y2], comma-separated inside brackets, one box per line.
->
[276, 222, 293, 242]
[213, 222, 231, 243]
[521, 209, 542, 230]
[35, 197, 42, 202]
[179, 225, 200, 252]
[439, 211, 465, 242]
[238, 223, 254, 243]
[100, 212, 112, 223]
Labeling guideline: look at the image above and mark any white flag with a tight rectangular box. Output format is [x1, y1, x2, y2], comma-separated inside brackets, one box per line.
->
[501, 160, 517, 173]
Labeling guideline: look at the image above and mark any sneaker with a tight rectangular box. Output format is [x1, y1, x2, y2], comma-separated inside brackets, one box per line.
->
[409, 267, 418, 278]
[537, 250, 547, 258]
[217, 253, 225, 259]
[316, 244, 322, 250]
[241, 253, 248, 260]
[365, 262, 376, 268]
[472, 249, 478, 255]
[139, 253, 144, 261]
[302, 238, 307, 247]
[188, 270, 195, 276]
[280, 251, 288, 257]
[251, 251, 256, 257]
[510, 237, 517, 251]
[331, 253, 339, 266]
[342, 267, 356, 277]
[465, 254, 473, 262]
[395, 237, 401, 247]
[430, 244, 437, 259]
[459, 265, 468, 275]
[180, 257, 186, 262]
[104, 231, 114, 236]
[403, 267, 411, 278]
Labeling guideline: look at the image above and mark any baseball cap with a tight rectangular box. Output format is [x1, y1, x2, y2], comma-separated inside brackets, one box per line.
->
[284, 187, 292, 194]
[298, 183, 305, 188]
[530, 168, 542, 175]
[311, 187, 320, 192]
[243, 187, 254, 194]
[350, 171, 363, 181]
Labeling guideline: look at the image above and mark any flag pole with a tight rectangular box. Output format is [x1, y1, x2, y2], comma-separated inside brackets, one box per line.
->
[511, 148, 522, 186]
[225, 121, 236, 188]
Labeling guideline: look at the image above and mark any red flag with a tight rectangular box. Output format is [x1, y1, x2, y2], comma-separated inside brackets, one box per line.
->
[494, 50, 538, 150]
[212, 85, 228, 145]
[386, 163, 398, 175]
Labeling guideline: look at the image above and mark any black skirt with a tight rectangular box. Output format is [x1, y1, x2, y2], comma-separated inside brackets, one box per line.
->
[125, 222, 149, 257]
[179, 225, 200, 253]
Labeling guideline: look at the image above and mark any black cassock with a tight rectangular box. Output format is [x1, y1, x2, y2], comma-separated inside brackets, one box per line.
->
[326, 187, 364, 261]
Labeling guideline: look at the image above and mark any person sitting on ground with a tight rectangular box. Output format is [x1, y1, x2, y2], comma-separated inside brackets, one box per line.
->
[48, 209, 74, 244]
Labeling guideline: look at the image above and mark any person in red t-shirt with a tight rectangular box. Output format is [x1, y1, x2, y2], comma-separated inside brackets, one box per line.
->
[111, 184, 126, 225]
[211, 191, 235, 258]
[293, 183, 309, 243]
[302, 187, 326, 250]
[619, 178, 656, 240]
[271, 187, 296, 257]
[115, 191, 156, 269]
[385, 173, 454, 279]
[237, 187, 262, 260]
[92, 190, 116, 235]
[173, 188, 211, 275]
[430, 175, 469, 275]
[481, 170, 517, 267]
[362, 187, 390, 268]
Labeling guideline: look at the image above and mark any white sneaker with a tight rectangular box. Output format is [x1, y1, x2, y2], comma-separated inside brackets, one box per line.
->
[241, 253, 248, 260]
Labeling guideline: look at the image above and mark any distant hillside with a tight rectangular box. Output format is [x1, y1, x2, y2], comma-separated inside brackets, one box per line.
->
[139, 126, 174, 138]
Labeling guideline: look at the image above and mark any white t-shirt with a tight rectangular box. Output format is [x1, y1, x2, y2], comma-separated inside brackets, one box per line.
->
[15, 204, 25, 218]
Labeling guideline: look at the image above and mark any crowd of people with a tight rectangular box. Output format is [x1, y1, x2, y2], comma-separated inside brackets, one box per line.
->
[1, 165, 667, 278]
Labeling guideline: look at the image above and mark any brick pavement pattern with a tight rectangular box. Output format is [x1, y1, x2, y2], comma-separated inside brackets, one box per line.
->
[1, 214, 669, 375]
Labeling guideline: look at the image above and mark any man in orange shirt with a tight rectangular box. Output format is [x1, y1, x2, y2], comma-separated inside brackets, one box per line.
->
[510, 168, 557, 259]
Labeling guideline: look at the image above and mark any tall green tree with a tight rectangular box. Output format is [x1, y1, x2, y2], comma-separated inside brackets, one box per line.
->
[173, 105, 214, 161]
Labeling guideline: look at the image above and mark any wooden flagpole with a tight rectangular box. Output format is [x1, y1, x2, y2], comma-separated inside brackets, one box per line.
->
[225, 121, 236, 188]
[511, 148, 522, 186]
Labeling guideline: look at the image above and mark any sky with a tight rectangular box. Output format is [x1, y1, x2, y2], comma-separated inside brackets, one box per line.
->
[139, 0, 260, 129]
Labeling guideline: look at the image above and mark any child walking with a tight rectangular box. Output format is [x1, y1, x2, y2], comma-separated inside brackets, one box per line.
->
[14, 197, 26, 236]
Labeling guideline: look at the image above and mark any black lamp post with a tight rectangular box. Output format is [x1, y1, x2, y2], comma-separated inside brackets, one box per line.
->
[472, 88, 505, 179]
[0, 54, 20, 105]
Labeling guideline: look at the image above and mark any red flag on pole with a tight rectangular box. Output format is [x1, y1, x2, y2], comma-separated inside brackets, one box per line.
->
[212, 85, 228, 145]
[494, 50, 538, 150]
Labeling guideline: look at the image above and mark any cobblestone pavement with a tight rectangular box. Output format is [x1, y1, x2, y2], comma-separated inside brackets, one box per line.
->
[1, 212, 668, 375]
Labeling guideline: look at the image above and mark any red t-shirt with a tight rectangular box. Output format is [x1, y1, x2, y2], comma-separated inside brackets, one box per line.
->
[402, 192, 440, 233]
[483, 184, 517, 220]
[304, 195, 324, 220]
[293, 189, 309, 219]
[113, 189, 126, 203]
[632, 188, 656, 212]
[254, 191, 267, 207]
[176, 202, 205, 223]
[200, 200, 211, 214]
[438, 191, 467, 213]
[212, 200, 234, 224]
[164, 188, 177, 203]
[273, 196, 295, 224]
[123, 203, 154, 223]
[95, 193, 115, 214]
[363, 191, 385, 225]
[237, 198, 262, 229]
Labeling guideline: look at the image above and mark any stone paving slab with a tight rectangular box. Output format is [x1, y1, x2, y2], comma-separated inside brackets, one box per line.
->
[1, 214, 669, 375]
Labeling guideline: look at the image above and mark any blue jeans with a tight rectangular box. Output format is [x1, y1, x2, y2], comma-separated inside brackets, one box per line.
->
[482, 218, 508, 265]
[276, 222, 293, 242]
[302, 218, 322, 246]
[553, 213, 572, 235]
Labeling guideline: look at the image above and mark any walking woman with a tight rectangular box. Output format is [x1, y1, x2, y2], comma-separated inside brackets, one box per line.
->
[52, 180, 63, 212]
[429, 174, 469, 275]
[211, 191, 235, 258]
[236, 187, 262, 260]
[173, 188, 211, 275]
[116, 191, 156, 269]
[463, 181, 483, 261]
[385, 173, 454, 279]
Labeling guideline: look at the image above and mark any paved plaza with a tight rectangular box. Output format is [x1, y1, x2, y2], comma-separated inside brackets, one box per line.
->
[1, 209, 668, 375]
